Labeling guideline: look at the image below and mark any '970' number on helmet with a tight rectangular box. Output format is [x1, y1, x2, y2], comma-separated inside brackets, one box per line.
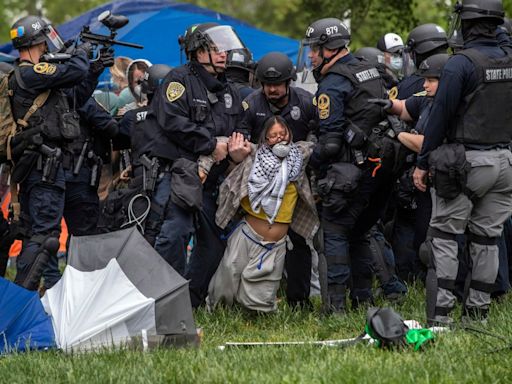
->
[326, 26, 338, 35]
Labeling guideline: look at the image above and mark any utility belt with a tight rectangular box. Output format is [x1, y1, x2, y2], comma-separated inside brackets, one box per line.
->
[133, 155, 173, 194]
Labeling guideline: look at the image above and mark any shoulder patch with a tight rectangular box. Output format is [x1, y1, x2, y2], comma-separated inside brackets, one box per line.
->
[166, 82, 185, 103]
[317, 93, 330, 120]
[413, 90, 428, 97]
[33, 62, 57, 75]
[242, 100, 249, 111]
[388, 86, 398, 100]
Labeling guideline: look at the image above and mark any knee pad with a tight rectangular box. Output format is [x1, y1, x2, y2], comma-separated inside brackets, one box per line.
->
[18, 234, 60, 291]
[418, 241, 432, 267]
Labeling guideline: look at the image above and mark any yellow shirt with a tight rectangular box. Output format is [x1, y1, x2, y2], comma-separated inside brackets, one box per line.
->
[241, 183, 298, 223]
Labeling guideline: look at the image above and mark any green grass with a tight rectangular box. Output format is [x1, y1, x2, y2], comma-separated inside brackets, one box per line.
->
[2, 283, 512, 383]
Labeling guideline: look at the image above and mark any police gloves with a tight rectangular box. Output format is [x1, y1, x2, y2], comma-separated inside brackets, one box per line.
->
[368, 98, 393, 111]
[387, 115, 409, 136]
[98, 47, 115, 68]
[319, 132, 343, 158]
[90, 47, 115, 75]
[76, 41, 93, 56]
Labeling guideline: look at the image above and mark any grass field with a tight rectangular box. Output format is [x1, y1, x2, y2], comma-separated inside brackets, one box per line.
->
[2, 283, 512, 384]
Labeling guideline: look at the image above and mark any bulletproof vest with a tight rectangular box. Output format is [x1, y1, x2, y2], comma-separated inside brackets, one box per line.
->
[450, 48, 512, 145]
[9, 65, 79, 146]
[327, 58, 386, 135]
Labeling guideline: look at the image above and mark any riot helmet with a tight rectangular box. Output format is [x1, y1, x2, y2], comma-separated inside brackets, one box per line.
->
[256, 52, 296, 84]
[354, 47, 385, 67]
[10, 15, 64, 52]
[140, 64, 172, 96]
[226, 48, 255, 72]
[181, 23, 245, 59]
[448, 1, 504, 43]
[417, 53, 450, 78]
[298, 18, 350, 81]
[404, 23, 448, 73]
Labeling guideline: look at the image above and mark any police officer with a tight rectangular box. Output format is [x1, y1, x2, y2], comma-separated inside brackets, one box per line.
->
[226, 48, 256, 100]
[301, 18, 388, 312]
[242, 51, 317, 308]
[8, 15, 106, 290]
[398, 24, 449, 98]
[354, 47, 396, 90]
[413, 0, 512, 324]
[153, 23, 250, 307]
[117, 63, 173, 246]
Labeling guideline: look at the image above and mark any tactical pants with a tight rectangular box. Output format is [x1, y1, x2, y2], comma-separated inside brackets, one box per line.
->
[186, 186, 227, 308]
[153, 173, 194, 276]
[429, 149, 512, 320]
[42, 165, 100, 289]
[323, 165, 390, 308]
[15, 165, 65, 290]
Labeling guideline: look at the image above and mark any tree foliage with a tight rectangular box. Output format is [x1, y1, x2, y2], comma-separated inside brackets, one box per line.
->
[0, 0, 511, 48]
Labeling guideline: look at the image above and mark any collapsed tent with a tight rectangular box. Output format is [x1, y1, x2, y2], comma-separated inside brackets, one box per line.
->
[41, 227, 196, 351]
[0, 0, 299, 69]
[0, 277, 55, 354]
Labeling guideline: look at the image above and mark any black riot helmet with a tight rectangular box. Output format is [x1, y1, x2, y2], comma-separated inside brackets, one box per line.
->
[456, 0, 504, 23]
[10, 15, 64, 51]
[141, 64, 172, 96]
[417, 53, 450, 78]
[406, 24, 449, 56]
[178, 23, 245, 61]
[303, 18, 351, 50]
[354, 47, 385, 67]
[226, 48, 255, 72]
[256, 52, 296, 84]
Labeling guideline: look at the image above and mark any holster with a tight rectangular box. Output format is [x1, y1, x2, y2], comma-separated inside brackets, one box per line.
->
[317, 162, 362, 213]
[428, 143, 470, 200]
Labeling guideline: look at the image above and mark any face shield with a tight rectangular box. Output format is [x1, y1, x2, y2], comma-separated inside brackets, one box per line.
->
[43, 24, 65, 53]
[401, 46, 417, 78]
[203, 26, 245, 53]
[297, 37, 323, 85]
[447, 2, 463, 44]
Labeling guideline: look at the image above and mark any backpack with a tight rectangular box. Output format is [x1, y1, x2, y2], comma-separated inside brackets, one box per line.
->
[0, 70, 17, 160]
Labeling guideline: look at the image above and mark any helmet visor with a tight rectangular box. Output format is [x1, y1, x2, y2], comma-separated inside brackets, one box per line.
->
[204, 26, 245, 53]
[44, 25, 65, 52]
[401, 49, 417, 78]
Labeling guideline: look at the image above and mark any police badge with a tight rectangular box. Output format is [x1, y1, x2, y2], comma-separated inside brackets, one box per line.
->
[224, 93, 233, 109]
[291, 106, 301, 120]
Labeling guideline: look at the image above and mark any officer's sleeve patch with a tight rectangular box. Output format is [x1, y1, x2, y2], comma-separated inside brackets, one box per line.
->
[242, 100, 249, 111]
[166, 82, 185, 103]
[317, 93, 330, 120]
[388, 86, 398, 100]
[33, 62, 57, 75]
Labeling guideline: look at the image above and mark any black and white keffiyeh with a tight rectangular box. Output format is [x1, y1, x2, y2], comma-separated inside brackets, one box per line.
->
[248, 143, 303, 224]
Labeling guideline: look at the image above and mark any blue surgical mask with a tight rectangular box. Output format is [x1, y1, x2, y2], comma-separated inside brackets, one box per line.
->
[390, 56, 403, 71]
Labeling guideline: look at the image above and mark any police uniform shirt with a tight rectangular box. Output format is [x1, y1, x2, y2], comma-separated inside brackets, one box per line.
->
[153, 62, 242, 161]
[315, 54, 355, 137]
[397, 74, 425, 100]
[242, 86, 316, 143]
[417, 39, 508, 169]
[405, 94, 432, 135]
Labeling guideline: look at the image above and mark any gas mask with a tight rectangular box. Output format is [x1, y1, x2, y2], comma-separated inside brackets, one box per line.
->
[272, 141, 291, 158]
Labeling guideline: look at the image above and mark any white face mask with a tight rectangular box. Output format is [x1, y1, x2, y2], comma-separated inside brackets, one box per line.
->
[272, 142, 290, 158]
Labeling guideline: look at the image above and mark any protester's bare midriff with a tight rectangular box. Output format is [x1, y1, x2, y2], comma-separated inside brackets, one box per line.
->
[245, 214, 289, 242]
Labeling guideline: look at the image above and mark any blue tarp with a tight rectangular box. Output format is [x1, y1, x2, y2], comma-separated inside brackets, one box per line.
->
[0, 0, 299, 68]
[0, 277, 55, 354]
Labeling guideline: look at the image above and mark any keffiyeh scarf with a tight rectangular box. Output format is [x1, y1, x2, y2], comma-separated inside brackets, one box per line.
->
[248, 143, 303, 224]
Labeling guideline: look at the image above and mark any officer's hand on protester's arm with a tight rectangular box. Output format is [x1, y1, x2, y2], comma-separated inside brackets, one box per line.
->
[412, 166, 428, 192]
[212, 140, 229, 163]
[228, 132, 251, 163]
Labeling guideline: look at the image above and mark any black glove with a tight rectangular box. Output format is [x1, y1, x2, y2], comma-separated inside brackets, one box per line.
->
[387, 115, 409, 136]
[76, 41, 93, 56]
[99, 47, 115, 68]
[368, 98, 393, 111]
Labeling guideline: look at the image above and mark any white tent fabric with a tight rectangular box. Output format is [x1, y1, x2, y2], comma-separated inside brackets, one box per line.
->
[42, 259, 156, 351]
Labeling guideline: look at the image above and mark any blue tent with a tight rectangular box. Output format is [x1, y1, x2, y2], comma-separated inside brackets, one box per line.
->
[0, 277, 55, 354]
[0, 0, 299, 68]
